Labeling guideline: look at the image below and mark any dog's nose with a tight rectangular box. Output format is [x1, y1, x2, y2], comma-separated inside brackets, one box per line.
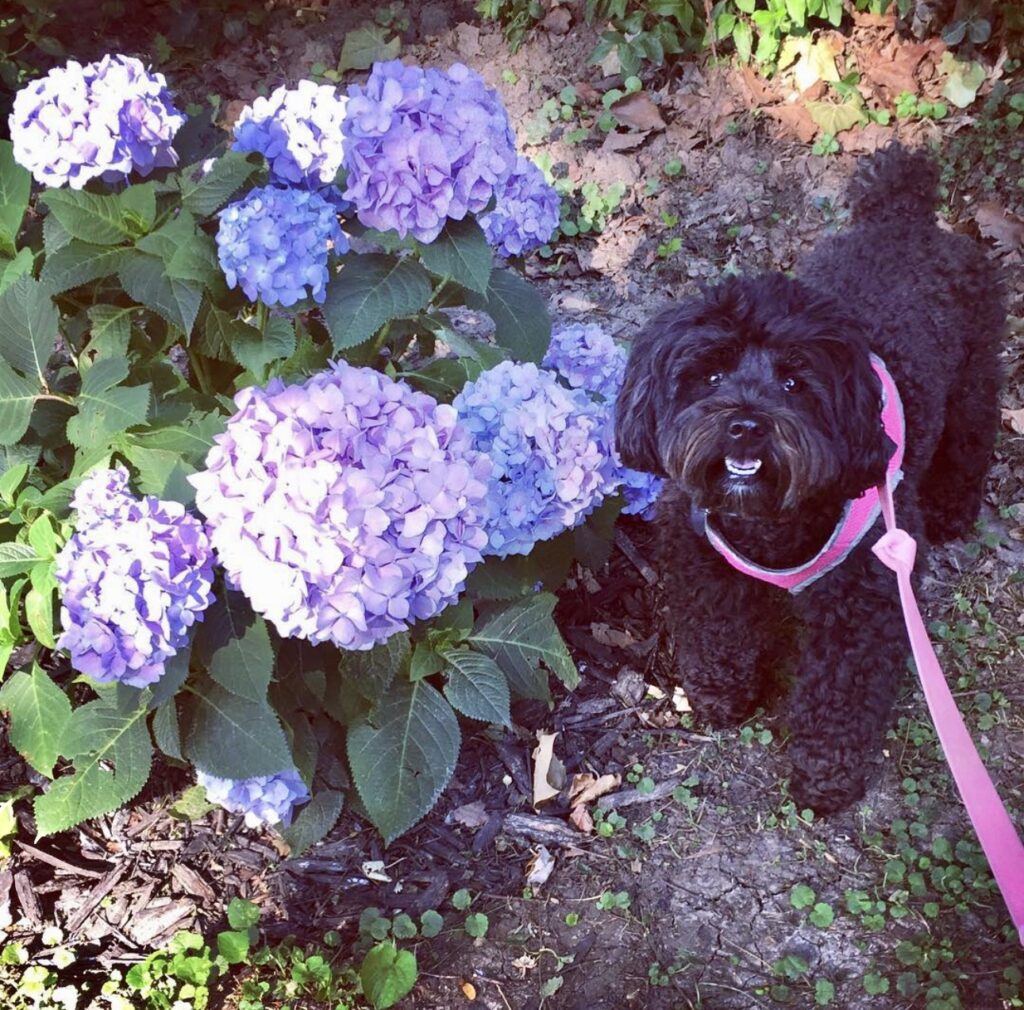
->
[728, 417, 764, 439]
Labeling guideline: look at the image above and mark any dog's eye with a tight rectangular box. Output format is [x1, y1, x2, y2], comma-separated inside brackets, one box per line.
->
[707, 372, 724, 387]
[781, 376, 801, 393]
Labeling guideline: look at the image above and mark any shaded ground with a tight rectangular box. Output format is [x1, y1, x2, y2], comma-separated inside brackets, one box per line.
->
[2, 3, 1023, 1009]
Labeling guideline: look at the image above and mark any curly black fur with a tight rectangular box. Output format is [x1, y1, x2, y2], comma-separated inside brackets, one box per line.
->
[617, 144, 1005, 813]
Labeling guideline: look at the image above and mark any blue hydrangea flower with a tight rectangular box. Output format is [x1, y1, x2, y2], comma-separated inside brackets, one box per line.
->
[189, 361, 493, 651]
[453, 361, 620, 557]
[480, 156, 560, 257]
[232, 81, 348, 188]
[342, 60, 517, 243]
[543, 323, 664, 519]
[54, 467, 215, 689]
[9, 54, 185, 190]
[196, 768, 309, 829]
[216, 185, 347, 306]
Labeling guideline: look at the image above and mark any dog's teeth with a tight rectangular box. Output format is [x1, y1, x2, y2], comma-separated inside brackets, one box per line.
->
[725, 458, 762, 477]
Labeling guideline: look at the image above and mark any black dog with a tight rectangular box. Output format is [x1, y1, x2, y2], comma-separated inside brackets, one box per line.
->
[616, 145, 1004, 813]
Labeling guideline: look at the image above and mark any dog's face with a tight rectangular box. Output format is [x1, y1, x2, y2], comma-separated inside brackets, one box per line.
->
[616, 275, 893, 518]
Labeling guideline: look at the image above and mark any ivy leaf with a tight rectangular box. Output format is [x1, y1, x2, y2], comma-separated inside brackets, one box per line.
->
[322, 255, 432, 352]
[0, 275, 58, 384]
[359, 943, 417, 1010]
[119, 251, 203, 336]
[0, 664, 73, 777]
[40, 241, 127, 295]
[0, 357, 41, 446]
[417, 217, 493, 295]
[40, 188, 136, 246]
[440, 648, 511, 727]
[804, 100, 866, 135]
[464, 268, 551, 363]
[33, 695, 153, 835]
[280, 788, 344, 856]
[66, 357, 151, 449]
[467, 593, 578, 698]
[0, 140, 31, 258]
[193, 590, 274, 703]
[347, 679, 460, 844]
[178, 152, 257, 217]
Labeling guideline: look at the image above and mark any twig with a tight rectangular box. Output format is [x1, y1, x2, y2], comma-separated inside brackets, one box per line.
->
[17, 841, 107, 879]
[614, 529, 658, 585]
[596, 777, 682, 810]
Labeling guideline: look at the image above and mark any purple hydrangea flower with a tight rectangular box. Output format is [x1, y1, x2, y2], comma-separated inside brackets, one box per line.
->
[216, 185, 347, 307]
[453, 361, 620, 557]
[9, 54, 185, 190]
[196, 768, 309, 829]
[543, 323, 664, 519]
[342, 60, 517, 243]
[190, 361, 493, 650]
[55, 467, 215, 688]
[480, 156, 560, 257]
[232, 81, 348, 188]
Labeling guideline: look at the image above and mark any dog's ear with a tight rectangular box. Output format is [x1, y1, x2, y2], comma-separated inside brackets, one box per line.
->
[615, 322, 668, 476]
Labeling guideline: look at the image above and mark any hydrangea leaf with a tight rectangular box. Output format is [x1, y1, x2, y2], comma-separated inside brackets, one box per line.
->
[0, 543, 43, 578]
[359, 943, 417, 1010]
[0, 664, 72, 778]
[322, 255, 432, 351]
[42, 212, 72, 255]
[0, 357, 40, 445]
[194, 590, 274, 703]
[280, 788, 344, 856]
[467, 593, 578, 698]
[39, 188, 137, 246]
[120, 445, 195, 504]
[178, 151, 257, 217]
[136, 211, 223, 294]
[231, 317, 296, 379]
[347, 678, 460, 844]
[0, 140, 30, 258]
[465, 531, 575, 602]
[119, 250, 203, 335]
[151, 698, 183, 760]
[440, 648, 511, 727]
[0, 275, 58, 384]
[119, 182, 157, 236]
[198, 306, 259, 362]
[418, 217, 493, 295]
[127, 410, 224, 464]
[337, 25, 401, 73]
[40, 241, 127, 295]
[336, 633, 410, 708]
[85, 305, 135, 362]
[180, 680, 293, 779]
[67, 358, 151, 449]
[33, 695, 152, 836]
[0, 248, 34, 296]
[464, 268, 551, 363]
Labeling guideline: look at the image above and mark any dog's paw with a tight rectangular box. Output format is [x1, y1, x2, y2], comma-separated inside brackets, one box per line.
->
[789, 768, 866, 816]
[689, 691, 760, 730]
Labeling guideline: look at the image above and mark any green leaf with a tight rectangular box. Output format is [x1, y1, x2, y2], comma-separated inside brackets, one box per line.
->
[347, 679, 460, 844]
[40, 189, 135, 246]
[805, 100, 866, 135]
[809, 902, 834, 928]
[86, 305, 135, 363]
[280, 788, 344, 855]
[419, 909, 443, 938]
[136, 211, 222, 293]
[464, 268, 551, 363]
[417, 218, 493, 295]
[193, 590, 273, 703]
[322, 255, 432, 352]
[119, 251, 203, 335]
[119, 183, 157, 235]
[0, 275, 58, 384]
[216, 930, 250, 965]
[24, 582, 55, 649]
[940, 54, 986, 108]
[785, 0, 806, 22]
[0, 543, 42, 578]
[34, 696, 152, 835]
[232, 317, 296, 378]
[151, 699, 183, 760]
[227, 897, 261, 930]
[0, 141, 30, 258]
[465, 530, 575, 600]
[336, 632, 410, 706]
[0, 357, 40, 446]
[40, 242, 126, 295]
[464, 912, 489, 938]
[129, 410, 223, 464]
[178, 152, 257, 217]
[790, 883, 816, 909]
[0, 249, 34, 297]
[0, 665, 73, 777]
[814, 979, 835, 1006]
[180, 680, 293, 779]
[66, 357, 151, 449]
[338, 25, 401, 73]
[409, 641, 444, 682]
[733, 19, 753, 63]
[359, 943, 417, 1010]
[440, 648, 511, 727]
[468, 593, 578, 699]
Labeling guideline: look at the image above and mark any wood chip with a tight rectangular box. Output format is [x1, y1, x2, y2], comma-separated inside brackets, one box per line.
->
[502, 813, 591, 848]
[596, 777, 683, 810]
[13, 870, 42, 927]
[126, 897, 196, 946]
[17, 841, 107, 878]
[171, 863, 217, 903]
[66, 863, 130, 935]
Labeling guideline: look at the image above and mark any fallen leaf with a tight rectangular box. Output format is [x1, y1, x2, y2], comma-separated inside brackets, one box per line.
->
[792, 38, 840, 92]
[569, 772, 622, 807]
[861, 41, 927, 95]
[601, 129, 651, 153]
[851, 9, 895, 27]
[1002, 408, 1024, 434]
[574, 81, 602, 104]
[450, 801, 489, 829]
[763, 103, 818, 143]
[610, 92, 666, 132]
[541, 8, 571, 33]
[975, 202, 1024, 254]
[591, 622, 634, 648]
[361, 860, 392, 883]
[940, 53, 987, 108]
[841, 122, 895, 154]
[526, 845, 557, 887]
[532, 731, 564, 807]
[337, 24, 400, 73]
[569, 805, 594, 833]
[672, 686, 692, 713]
[461, 980, 478, 1000]
[453, 23, 482, 58]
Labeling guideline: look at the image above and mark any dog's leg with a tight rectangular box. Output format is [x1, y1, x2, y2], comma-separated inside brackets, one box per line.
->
[786, 544, 909, 814]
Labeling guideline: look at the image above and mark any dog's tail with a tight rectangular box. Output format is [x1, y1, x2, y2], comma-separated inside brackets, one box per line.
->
[846, 143, 938, 225]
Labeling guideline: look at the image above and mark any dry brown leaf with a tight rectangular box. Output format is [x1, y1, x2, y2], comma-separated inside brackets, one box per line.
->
[532, 731, 563, 807]
[541, 7, 571, 33]
[601, 129, 651, 153]
[590, 622, 634, 648]
[763, 103, 818, 143]
[575, 80, 602, 105]
[525, 845, 557, 887]
[569, 805, 595, 834]
[569, 772, 622, 808]
[453, 23, 482, 58]
[450, 801, 489, 829]
[975, 202, 1024, 254]
[1002, 408, 1024, 434]
[841, 122, 895, 155]
[851, 9, 895, 27]
[610, 92, 666, 132]
[861, 41, 928, 95]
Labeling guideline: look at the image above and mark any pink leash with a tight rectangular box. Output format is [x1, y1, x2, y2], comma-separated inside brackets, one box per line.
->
[872, 483, 1024, 945]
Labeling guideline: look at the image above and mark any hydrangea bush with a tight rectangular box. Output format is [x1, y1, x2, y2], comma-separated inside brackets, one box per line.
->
[0, 52, 642, 849]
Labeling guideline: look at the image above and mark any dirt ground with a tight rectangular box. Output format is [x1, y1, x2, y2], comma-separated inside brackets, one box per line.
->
[2, 2, 1024, 1009]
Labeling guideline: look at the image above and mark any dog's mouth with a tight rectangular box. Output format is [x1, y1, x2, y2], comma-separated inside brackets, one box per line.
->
[724, 456, 763, 481]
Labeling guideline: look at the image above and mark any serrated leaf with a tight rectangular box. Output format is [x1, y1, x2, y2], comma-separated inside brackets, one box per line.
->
[136, 211, 222, 293]
[86, 305, 135, 362]
[232, 317, 296, 378]
[129, 410, 224, 463]
[67, 357, 151, 449]
[40, 189, 135, 246]
[280, 788, 344, 855]
[347, 679, 460, 844]
[337, 25, 401, 73]
[119, 183, 156, 235]
[0, 542, 42, 577]
[151, 699, 183, 760]
[122, 445, 195, 503]
[42, 212, 72, 255]
[467, 593, 577, 699]
[322, 255, 432, 352]
[40, 242, 126, 295]
[465, 530, 575, 600]
[178, 152, 257, 217]
[193, 591, 273, 702]
[0, 248, 34, 296]
[180, 680, 293, 779]
[0, 665, 72, 777]
[441, 648, 511, 727]
[805, 100, 866, 135]
[0, 140, 30, 258]
[0, 275, 58, 384]
[0, 357, 40, 446]
[336, 633, 410, 707]
[464, 268, 551, 363]
[34, 696, 152, 835]
[148, 647, 191, 709]
[119, 251, 203, 335]
[418, 218, 493, 295]
[25, 585, 55, 649]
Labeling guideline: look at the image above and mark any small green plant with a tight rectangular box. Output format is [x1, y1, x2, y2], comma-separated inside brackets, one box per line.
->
[594, 807, 628, 837]
[587, 0, 703, 78]
[812, 132, 840, 157]
[596, 889, 632, 912]
[895, 90, 949, 120]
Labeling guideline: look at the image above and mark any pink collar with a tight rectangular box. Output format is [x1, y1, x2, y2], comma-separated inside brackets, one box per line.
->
[700, 354, 905, 593]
